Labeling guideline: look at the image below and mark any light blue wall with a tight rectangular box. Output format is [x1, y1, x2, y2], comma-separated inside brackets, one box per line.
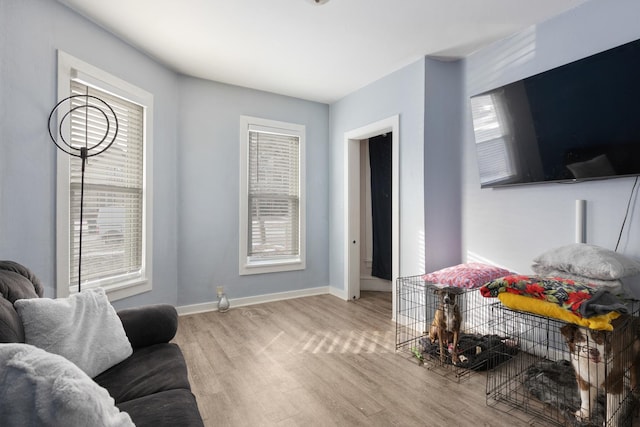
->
[10, 0, 636, 309]
[1, 0, 457, 309]
[176, 77, 329, 305]
[463, 0, 640, 275]
[0, 0, 330, 308]
[328, 57, 464, 294]
[424, 58, 464, 272]
[330, 59, 433, 294]
[0, 0, 180, 308]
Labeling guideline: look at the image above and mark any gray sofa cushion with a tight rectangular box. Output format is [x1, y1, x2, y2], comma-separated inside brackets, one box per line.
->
[118, 388, 204, 427]
[0, 262, 43, 343]
[0, 261, 43, 299]
[93, 343, 192, 404]
[0, 297, 25, 343]
[117, 304, 178, 349]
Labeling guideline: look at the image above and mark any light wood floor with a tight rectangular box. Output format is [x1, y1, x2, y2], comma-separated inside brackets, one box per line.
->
[172, 292, 545, 426]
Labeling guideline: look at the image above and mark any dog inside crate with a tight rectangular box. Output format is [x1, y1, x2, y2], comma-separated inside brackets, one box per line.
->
[559, 315, 640, 426]
[419, 284, 519, 370]
[489, 306, 640, 427]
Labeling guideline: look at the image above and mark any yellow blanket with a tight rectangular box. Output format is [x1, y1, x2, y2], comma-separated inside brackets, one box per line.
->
[498, 293, 620, 331]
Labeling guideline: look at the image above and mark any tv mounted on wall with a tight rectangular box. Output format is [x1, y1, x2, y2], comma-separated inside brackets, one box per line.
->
[470, 38, 640, 188]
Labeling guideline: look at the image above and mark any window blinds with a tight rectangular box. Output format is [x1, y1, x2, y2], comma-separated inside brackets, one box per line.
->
[470, 93, 516, 184]
[248, 130, 300, 260]
[68, 81, 144, 286]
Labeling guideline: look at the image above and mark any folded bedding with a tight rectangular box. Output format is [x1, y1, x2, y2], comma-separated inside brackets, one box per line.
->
[496, 293, 620, 331]
[481, 275, 629, 330]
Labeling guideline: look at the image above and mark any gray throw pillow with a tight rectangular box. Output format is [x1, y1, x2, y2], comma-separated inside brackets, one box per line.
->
[15, 288, 132, 378]
[532, 243, 640, 280]
[0, 343, 134, 427]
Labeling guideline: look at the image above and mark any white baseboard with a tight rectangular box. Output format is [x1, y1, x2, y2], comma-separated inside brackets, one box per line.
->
[329, 286, 348, 301]
[176, 286, 331, 316]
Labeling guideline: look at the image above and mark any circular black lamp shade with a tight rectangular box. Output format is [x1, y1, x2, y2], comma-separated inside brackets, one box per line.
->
[48, 94, 119, 160]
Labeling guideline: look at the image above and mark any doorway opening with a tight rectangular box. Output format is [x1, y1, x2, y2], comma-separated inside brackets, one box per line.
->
[344, 116, 399, 319]
[360, 133, 392, 290]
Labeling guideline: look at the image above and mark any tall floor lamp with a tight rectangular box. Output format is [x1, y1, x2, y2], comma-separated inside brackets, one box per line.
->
[48, 94, 119, 292]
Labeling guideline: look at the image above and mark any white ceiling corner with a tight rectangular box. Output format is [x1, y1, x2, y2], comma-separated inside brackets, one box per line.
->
[56, 0, 587, 104]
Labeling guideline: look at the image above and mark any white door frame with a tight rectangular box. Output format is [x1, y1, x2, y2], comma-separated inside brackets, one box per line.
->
[344, 115, 400, 318]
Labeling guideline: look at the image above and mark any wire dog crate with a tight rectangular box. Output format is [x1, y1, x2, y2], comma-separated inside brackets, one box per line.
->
[486, 301, 640, 427]
[395, 275, 509, 381]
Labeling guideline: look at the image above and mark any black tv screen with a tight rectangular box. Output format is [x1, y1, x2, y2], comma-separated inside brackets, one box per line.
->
[470, 38, 640, 188]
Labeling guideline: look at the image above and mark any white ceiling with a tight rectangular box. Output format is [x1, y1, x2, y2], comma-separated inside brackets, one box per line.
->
[57, 0, 587, 104]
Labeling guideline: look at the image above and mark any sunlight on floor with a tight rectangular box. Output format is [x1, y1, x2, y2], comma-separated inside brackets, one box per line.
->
[292, 330, 395, 354]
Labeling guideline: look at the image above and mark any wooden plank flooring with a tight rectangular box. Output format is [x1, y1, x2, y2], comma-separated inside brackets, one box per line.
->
[172, 292, 541, 426]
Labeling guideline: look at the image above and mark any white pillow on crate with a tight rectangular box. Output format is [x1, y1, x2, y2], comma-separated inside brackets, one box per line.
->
[532, 243, 640, 280]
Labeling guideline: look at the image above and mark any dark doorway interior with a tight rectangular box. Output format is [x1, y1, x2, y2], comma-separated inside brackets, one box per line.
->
[368, 133, 392, 281]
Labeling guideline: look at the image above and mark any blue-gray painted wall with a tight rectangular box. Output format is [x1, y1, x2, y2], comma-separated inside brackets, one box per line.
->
[3, 0, 640, 307]
[424, 58, 464, 272]
[0, 0, 329, 309]
[328, 57, 464, 294]
[463, 0, 640, 280]
[176, 77, 329, 306]
[0, 0, 180, 308]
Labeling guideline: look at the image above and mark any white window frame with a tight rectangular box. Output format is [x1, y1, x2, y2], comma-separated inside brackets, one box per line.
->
[239, 116, 306, 275]
[56, 51, 153, 301]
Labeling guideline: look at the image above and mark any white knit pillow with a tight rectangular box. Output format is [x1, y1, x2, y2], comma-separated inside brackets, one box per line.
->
[0, 343, 134, 427]
[15, 288, 132, 378]
[532, 243, 640, 280]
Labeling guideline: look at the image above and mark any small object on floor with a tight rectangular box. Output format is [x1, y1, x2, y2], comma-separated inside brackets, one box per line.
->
[411, 347, 424, 366]
[217, 286, 230, 313]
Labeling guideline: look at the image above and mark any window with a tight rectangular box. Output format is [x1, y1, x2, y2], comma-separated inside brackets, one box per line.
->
[470, 92, 517, 185]
[56, 52, 153, 300]
[239, 116, 305, 275]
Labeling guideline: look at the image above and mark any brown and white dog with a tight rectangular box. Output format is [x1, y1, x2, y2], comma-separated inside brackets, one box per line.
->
[428, 287, 462, 364]
[560, 316, 640, 426]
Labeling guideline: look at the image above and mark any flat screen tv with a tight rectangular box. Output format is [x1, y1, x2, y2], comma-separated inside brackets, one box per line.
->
[470, 38, 640, 188]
